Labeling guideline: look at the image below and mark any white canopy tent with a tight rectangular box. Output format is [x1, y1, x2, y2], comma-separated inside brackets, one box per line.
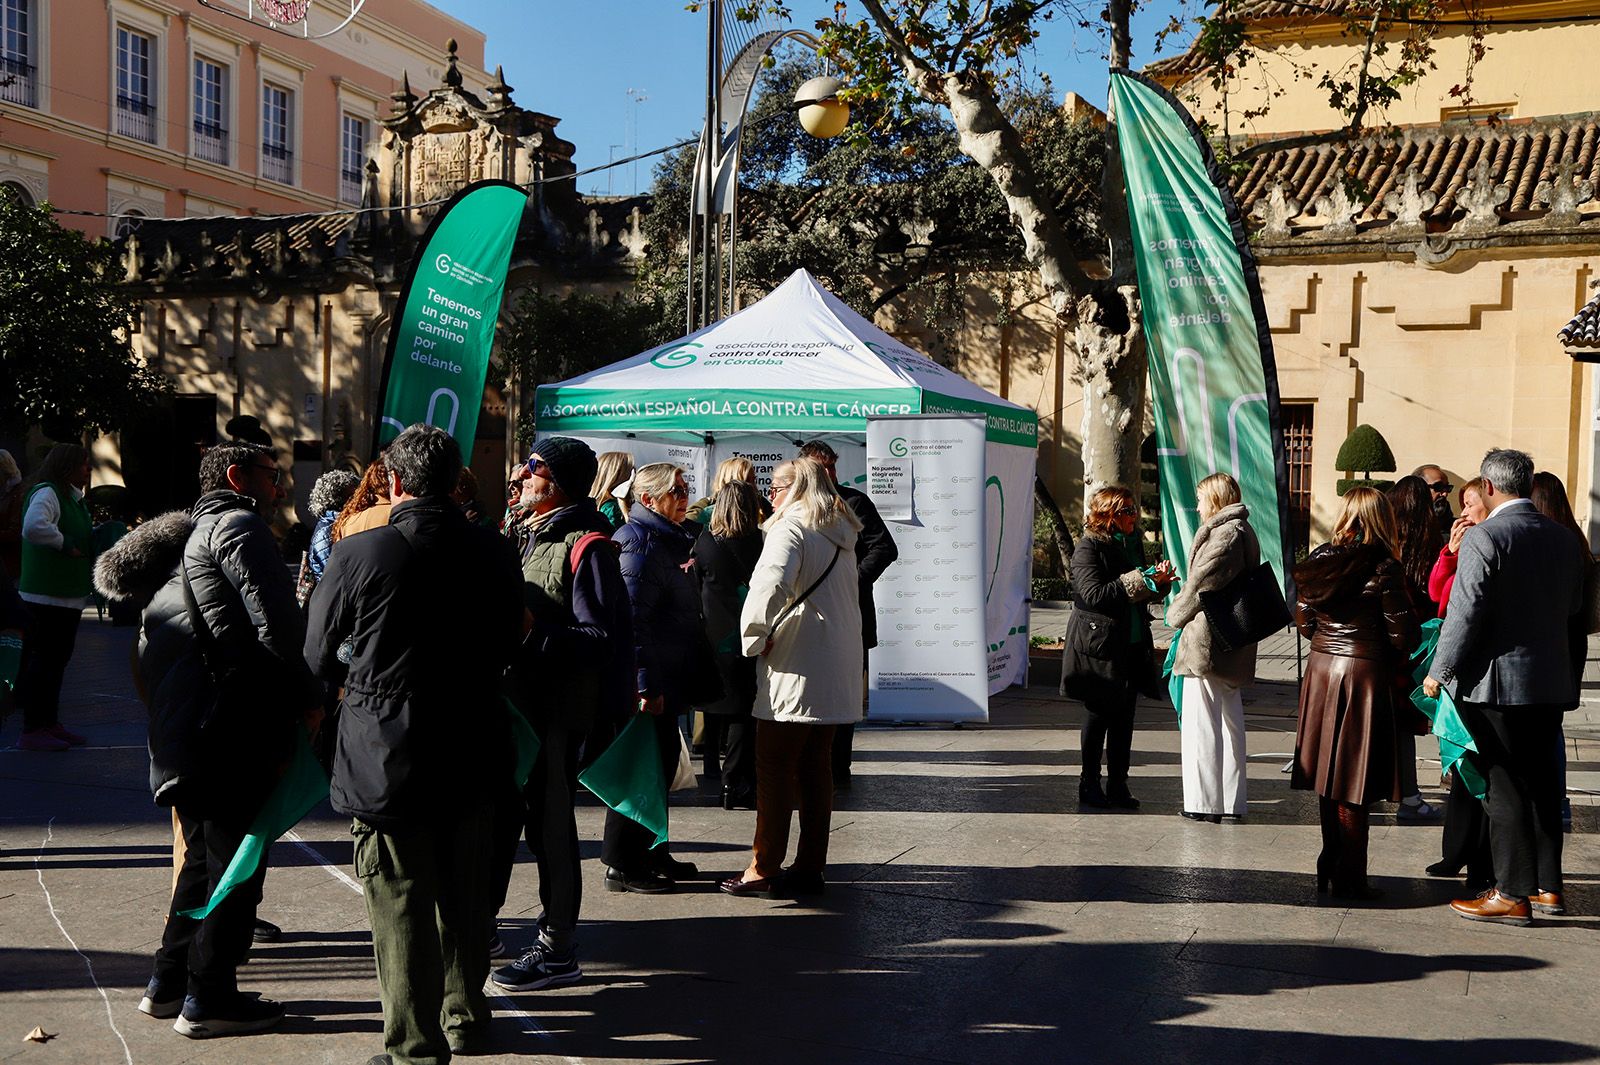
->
[534, 269, 1039, 697]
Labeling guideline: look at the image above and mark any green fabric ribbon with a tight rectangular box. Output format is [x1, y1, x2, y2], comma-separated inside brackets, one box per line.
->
[1406, 617, 1488, 800]
[1162, 631, 1183, 725]
[578, 714, 669, 847]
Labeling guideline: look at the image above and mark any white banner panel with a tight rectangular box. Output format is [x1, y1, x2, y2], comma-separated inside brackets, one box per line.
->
[537, 435, 712, 501]
[984, 440, 1036, 693]
[865, 415, 988, 723]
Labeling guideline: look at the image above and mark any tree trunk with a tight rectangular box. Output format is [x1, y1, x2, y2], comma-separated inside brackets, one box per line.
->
[1033, 473, 1075, 578]
[1076, 285, 1146, 499]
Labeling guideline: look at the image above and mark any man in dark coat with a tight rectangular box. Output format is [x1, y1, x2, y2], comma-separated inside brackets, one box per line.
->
[1425, 447, 1585, 926]
[491, 436, 634, 991]
[305, 425, 523, 1063]
[104, 441, 319, 1039]
[799, 440, 899, 786]
[1415, 464, 1456, 543]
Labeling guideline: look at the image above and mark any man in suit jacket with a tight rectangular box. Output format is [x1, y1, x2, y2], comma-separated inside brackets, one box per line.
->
[1424, 447, 1584, 925]
[799, 440, 899, 787]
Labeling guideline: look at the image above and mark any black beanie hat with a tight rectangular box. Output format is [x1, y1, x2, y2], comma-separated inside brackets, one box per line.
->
[530, 437, 597, 503]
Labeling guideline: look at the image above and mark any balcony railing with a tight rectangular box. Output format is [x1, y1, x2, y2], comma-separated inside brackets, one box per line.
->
[193, 120, 229, 165]
[1, 55, 38, 108]
[261, 142, 293, 185]
[339, 167, 363, 204]
[115, 94, 157, 143]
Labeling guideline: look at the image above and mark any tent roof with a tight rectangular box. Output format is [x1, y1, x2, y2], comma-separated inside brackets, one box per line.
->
[534, 269, 1037, 446]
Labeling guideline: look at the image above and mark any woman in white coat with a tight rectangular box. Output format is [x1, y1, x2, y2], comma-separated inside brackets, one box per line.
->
[720, 459, 863, 898]
[1166, 473, 1261, 822]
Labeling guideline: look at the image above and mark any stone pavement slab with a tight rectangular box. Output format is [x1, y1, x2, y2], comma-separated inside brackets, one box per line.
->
[0, 612, 1597, 1065]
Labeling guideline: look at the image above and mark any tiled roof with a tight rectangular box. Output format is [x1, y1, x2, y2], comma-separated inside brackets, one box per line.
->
[1561, 285, 1600, 348]
[1233, 115, 1600, 227]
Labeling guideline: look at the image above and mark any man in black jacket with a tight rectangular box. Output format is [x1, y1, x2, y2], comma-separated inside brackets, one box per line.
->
[305, 425, 523, 1064]
[799, 440, 899, 786]
[130, 441, 319, 1039]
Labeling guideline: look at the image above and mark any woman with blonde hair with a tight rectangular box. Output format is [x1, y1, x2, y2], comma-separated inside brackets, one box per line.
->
[721, 459, 862, 898]
[1291, 486, 1419, 899]
[1166, 473, 1261, 822]
[589, 451, 634, 533]
[1060, 485, 1174, 810]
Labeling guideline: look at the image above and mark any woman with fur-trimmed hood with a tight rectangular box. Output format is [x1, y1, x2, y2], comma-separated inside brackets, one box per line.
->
[1166, 473, 1261, 822]
[1290, 486, 1419, 901]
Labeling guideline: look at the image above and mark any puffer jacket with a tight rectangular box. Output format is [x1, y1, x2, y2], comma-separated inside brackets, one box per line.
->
[614, 502, 701, 707]
[740, 510, 863, 724]
[1167, 503, 1262, 687]
[95, 493, 317, 804]
[305, 497, 524, 832]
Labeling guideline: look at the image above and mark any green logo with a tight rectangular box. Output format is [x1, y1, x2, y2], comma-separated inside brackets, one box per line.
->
[889, 437, 908, 457]
[650, 342, 701, 369]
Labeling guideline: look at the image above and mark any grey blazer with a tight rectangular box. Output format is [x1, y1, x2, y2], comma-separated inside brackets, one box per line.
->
[1432, 499, 1585, 708]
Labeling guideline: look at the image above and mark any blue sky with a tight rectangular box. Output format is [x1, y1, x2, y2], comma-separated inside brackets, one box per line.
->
[441, 0, 1193, 196]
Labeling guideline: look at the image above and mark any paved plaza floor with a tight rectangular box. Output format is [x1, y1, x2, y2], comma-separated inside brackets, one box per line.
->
[2, 610, 1598, 1064]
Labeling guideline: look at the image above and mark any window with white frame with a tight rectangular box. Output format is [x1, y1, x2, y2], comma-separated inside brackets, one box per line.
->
[261, 81, 293, 184]
[115, 26, 156, 142]
[340, 113, 366, 204]
[0, 0, 36, 108]
[192, 57, 228, 165]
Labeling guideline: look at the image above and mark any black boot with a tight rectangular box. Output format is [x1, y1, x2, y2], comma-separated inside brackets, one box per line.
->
[1078, 776, 1112, 809]
[1105, 779, 1140, 810]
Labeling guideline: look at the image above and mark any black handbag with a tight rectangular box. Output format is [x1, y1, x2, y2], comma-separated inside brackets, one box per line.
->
[1199, 561, 1291, 652]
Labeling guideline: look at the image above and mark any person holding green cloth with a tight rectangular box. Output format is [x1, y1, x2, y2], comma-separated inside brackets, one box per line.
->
[14, 443, 93, 751]
[1061, 485, 1174, 810]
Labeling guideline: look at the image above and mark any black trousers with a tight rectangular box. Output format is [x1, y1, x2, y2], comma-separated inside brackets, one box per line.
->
[16, 602, 80, 731]
[714, 716, 755, 795]
[600, 710, 681, 873]
[1457, 702, 1565, 899]
[153, 807, 266, 1002]
[1081, 683, 1137, 784]
[1438, 770, 1493, 884]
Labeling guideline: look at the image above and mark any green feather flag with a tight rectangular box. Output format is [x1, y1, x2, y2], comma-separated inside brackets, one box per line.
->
[579, 714, 669, 847]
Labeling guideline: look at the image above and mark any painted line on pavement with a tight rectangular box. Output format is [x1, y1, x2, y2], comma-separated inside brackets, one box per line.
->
[36, 818, 135, 1065]
[281, 829, 581, 1061]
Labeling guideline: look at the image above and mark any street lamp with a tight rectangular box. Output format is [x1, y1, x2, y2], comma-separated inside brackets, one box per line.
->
[687, 2, 850, 332]
[794, 75, 849, 140]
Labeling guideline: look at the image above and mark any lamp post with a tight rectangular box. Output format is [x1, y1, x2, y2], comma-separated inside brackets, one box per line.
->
[686, 1, 849, 333]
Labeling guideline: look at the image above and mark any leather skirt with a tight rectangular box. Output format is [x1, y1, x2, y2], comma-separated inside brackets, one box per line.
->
[1291, 648, 1402, 805]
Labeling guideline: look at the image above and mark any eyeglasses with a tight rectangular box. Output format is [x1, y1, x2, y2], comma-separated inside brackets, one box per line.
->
[768, 482, 792, 497]
[253, 462, 281, 486]
[666, 484, 690, 499]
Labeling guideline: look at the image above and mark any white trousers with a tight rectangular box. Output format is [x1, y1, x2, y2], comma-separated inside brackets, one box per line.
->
[1180, 675, 1248, 816]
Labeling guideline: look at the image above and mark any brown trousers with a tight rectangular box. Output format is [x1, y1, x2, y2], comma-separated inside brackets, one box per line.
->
[753, 720, 837, 879]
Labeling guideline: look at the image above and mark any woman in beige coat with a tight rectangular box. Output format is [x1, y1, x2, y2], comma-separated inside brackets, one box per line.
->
[720, 459, 863, 899]
[1166, 473, 1261, 822]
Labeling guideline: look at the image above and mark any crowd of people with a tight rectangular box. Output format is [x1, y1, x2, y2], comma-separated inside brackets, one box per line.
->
[62, 427, 897, 1063]
[0, 427, 1588, 1062]
[1062, 449, 1588, 925]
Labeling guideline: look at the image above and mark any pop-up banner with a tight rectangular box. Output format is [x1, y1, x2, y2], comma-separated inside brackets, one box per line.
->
[866, 415, 988, 723]
[375, 180, 527, 455]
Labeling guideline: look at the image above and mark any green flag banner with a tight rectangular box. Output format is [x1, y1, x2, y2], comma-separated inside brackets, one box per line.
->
[375, 180, 527, 454]
[1110, 71, 1294, 593]
[578, 714, 669, 848]
[1406, 617, 1488, 799]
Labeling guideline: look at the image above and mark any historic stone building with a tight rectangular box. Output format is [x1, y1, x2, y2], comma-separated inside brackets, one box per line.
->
[110, 44, 646, 525]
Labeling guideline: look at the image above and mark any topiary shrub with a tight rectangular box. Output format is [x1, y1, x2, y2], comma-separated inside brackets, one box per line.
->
[1334, 424, 1397, 496]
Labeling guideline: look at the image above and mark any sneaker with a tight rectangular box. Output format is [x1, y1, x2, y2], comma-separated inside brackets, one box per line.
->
[1398, 798, 1443, 823]
[16, 729, 69, 752]
[46, 722, 87, 746]
[491, 943, 581, 992]
[172, 993, 284, 1038]
[137, 977, 184, 1019]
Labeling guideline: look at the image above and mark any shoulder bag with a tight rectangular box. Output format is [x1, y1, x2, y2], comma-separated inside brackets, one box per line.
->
[760, 546, 842, 657]
[1199, 561, 1291, 653]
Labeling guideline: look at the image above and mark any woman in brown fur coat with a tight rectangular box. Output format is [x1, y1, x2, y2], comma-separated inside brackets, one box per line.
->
[1291, 487, 1419, 899]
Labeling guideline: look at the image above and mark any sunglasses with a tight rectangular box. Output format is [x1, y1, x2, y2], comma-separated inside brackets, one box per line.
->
[666, 484, 690, 499]
[1430, 482, 1452, 494]
[1114, 506, 1138, 518]
[525, 458, 551, 476]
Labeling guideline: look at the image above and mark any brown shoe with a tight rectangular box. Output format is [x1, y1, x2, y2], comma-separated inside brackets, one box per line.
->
[1529, 891, 1566, 916]
[1449, 889, 1532, 926]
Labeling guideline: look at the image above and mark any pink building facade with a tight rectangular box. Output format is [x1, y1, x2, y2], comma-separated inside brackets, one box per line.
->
[0, 0, 487, 234]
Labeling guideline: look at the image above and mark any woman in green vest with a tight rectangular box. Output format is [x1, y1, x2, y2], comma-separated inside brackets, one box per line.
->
[15, 444, 93, 752]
